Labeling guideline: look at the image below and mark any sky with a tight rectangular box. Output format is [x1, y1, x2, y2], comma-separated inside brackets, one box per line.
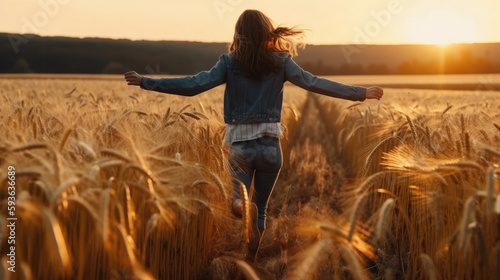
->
[1, 0, 499, 45]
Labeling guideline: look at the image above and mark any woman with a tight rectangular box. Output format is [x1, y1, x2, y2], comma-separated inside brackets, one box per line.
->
[124, 9, 383, 261]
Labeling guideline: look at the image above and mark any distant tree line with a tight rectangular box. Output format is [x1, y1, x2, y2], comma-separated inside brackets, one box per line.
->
[1, 33, 499, 75]
[300, 49, 499, 75]
[1, 33, 228, 75]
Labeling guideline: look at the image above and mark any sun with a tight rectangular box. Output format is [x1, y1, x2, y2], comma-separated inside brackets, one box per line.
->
[405, 9, 479, 45]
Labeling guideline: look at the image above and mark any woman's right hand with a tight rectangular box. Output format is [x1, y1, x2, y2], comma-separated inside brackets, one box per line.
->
[365, 86, 384, 100]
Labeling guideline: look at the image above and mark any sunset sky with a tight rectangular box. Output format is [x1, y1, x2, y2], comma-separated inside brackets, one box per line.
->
[1, 0, 499, 45]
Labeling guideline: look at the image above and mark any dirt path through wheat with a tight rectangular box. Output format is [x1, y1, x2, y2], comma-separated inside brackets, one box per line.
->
[254, 93, 349, 267]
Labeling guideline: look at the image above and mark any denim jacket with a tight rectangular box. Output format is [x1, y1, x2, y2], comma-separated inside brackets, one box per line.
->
[140, 52, 366, 124]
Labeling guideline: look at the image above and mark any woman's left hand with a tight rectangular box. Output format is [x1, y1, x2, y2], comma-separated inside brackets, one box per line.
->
[124, 71, 142, 86]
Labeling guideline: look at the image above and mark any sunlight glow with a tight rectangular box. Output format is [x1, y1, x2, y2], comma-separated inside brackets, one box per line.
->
[1, 0, 498, 44]
[405, 9, 478, 45]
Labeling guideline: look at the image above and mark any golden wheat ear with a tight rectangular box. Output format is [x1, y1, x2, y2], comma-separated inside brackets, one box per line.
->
[375, 198, 395, 242]
[234, 259, 261, 280]
[347, 192, 368, 241]
[239, 181, 251, 243]
[341, 243, 364, 280]
[289, 239, 332, 280]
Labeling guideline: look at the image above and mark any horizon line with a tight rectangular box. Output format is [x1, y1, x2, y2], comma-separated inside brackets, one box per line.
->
[2, 32, 500, 46]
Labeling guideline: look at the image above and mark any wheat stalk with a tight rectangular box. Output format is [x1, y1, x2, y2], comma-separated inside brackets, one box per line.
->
[192, 180, 210, 187]
[32, 119, 38, 140]
[346, 124, 366, 142]
[483, 145, 500, 158]
[59, 128, 74, 152]
[438, 161, 483, 172]
[10, 143, 48, 153]
[100, 149, 132, 162]
[162, 107, 171, 123]
[487, 167, 495, 215]
[179, 104, 191, 113]
[479, 129, 490, 142]
[464, 132, 471, 156]
[77, 141, 97, 161]
[234, 260, 261, 280]
[50, 176, 80, 206]
[183, 112, 201, 120]
[122, 184, 136, 237]
[290, 239, 332, 280]
[318, 223, 347, 240]
[441, 105, 452, 116]
[347, 193, 368, 241]
[365, 136, 401, 168]
[455, 140, 462, 156]
[98, 159, 125, 169]
[341, 244, 364, 280]
[65, 196, 101, 223]
[239, 181, 251, 243]
[100, 189, 111, 242]
[445, 125, 453, 144]
[474, 219, 487, 265]
[364, 107, 371, 125]
[405, 114, 419, 144]
[208, 171, 228, 200]
[460, 113, 465, 138]
[459, 197, 475, 251]
[37, 115, 45, 135]
[126, 164, 154, 181]
[146, 213, 160, 237]
[356, 171, 388, 195]
[375, 198, 395, 241]
[494, 123, 500, 132]
[192, 111, 209, 120]
[425, 126, 434, 153]
[337, 128, 346, 153]
[115, 223, 154, 280]
[42, 208, 71, 268]
[52, 149, 63, 189]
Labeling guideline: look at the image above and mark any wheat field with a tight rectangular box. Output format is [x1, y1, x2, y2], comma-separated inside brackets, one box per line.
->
[0, 75, 499, 280]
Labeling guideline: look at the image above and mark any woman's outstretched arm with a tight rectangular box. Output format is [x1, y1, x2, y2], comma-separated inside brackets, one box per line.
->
[124, 54, 228, 97]
[284, 56, 383, 101]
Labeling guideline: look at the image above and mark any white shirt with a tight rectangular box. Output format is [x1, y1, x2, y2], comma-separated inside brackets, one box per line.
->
[224, 122, 285, 146]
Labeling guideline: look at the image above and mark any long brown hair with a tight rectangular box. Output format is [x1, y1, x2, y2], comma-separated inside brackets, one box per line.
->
[229, 9, 304, 80]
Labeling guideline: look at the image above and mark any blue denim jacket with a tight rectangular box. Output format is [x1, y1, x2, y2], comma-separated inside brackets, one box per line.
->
[140, 52, 366, 124]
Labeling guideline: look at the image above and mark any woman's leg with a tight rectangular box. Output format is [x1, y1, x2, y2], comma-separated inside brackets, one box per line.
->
[228, 140, 262, 261]
[228, 137, 282, 261]
[229, 140, 255, 216]
[245, 136, 282, 261]
[253, 136, 283, 230]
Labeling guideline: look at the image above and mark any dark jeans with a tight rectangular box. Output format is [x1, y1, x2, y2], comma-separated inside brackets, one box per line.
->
[229, 136, 283, 229]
